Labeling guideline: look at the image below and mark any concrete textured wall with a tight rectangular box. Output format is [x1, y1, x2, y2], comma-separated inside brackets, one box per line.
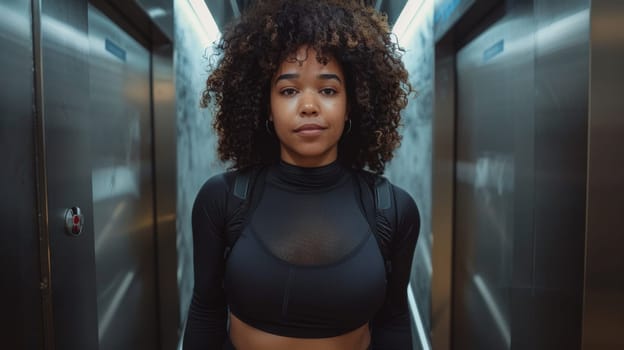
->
[173, 0, 224, 334]
[385, 1, 434, 348]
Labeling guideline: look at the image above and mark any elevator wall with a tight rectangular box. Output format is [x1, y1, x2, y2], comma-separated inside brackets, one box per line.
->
[433, 0, 591, 349]
[39, 0, 100, 348]
[0, 1, 43, 348]
[88, 5, 158, 348]
[0, 1, 176, 349]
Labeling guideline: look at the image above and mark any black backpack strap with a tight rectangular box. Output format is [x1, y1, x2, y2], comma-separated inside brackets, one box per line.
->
[233, 169, 252, 200]
[224, 165, 267, 259]
[375, 177, 392, 211]
[356, 171, 397, 277]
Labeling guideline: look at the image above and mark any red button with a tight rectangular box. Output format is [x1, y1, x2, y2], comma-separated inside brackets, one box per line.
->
[73, 215, 80, 224]
[72, 225, 80, 234]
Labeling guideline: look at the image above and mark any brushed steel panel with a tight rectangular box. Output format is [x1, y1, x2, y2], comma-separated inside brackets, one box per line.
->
[88, 5, 158, 349]
[454, 1, 590, 349]
[454, 5, 535, 349]
[0, 1, 43, 348]
[39, 0, 100, 348]
[531, 0, 588, 348]
[583, 0, 624, 348]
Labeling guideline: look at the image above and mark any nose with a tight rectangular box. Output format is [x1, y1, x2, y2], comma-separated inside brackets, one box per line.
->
[299, 91, 318, 117]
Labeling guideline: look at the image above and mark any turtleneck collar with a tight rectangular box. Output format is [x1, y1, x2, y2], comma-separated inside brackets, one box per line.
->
[268, 159, 349, 191]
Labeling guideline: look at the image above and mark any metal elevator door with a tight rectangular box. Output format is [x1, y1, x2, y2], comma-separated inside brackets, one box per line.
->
[452, 1, 588, 348]
[452, 5, 535, 350]
[88, 5, 158, 349]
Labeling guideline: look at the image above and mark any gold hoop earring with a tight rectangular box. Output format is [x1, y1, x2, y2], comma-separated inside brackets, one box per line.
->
[344, 119, 352, 135]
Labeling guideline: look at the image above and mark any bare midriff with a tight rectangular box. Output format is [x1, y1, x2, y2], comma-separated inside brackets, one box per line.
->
[229, 313, 371, 350]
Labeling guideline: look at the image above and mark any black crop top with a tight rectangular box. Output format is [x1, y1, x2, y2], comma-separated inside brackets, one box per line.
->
[183, 161, 420, 349]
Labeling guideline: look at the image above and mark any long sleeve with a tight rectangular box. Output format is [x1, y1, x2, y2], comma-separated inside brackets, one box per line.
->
[370, 185, 420, 350]
[183, 174, 231, 349]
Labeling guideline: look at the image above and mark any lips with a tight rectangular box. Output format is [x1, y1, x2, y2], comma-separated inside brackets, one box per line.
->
[293, 123, 327, 133]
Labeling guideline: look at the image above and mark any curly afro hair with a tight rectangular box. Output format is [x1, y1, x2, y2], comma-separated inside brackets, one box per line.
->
[202, 0, 412, 174]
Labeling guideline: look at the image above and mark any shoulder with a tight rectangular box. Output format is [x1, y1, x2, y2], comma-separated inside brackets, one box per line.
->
[354, 170, 420, 244]
[356, 170, 418, 209]
[192, 170, 248, 234]
[194, 165, 265, 209]
[368, 174, 420, 239]
[193, 170, 246, 218]
[387, 181, 420, 243]
[388, 183, 419, 218]
[355, 170, 420, 223]
[195, 171, 237, 200]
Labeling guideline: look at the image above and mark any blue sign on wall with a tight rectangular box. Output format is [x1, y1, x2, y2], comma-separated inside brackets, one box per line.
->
[105, 38, 126, 61]
[483, 40, 505, 62]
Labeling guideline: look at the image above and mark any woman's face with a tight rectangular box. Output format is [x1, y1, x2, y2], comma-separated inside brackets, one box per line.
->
[270, 46, 348, 167]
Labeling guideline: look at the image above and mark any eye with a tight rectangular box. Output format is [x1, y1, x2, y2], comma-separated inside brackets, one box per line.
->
[280, 88, 298, 96]
[320, 88, 337, 96]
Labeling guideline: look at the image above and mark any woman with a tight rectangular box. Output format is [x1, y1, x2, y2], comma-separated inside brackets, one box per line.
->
[184, 1, 420, 349]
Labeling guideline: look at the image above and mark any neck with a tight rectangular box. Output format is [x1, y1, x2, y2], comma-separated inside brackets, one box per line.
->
[279, 149, 338, 168]
[268, 158, 348, 191]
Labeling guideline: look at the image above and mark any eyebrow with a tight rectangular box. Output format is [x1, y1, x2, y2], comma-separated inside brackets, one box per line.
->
[319, 74, 342, 83]
[274, 73, 343, 84]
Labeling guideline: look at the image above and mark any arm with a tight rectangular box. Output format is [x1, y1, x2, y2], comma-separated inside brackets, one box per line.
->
[183, 174, 231, 349]
[371, 185, 420, 350]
